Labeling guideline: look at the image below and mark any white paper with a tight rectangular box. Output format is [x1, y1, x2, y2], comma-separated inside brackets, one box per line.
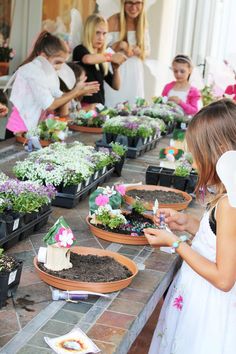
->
[44, 328, 100, 354]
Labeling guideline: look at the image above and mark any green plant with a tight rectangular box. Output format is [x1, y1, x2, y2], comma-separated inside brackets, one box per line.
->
[174, 165, 191, 177]
[11, 192, 49, 213]
[172, 129, 185, 141]
[132, 199, 146, 214]
[110, 142, 127, 157]
[96, 208, 126, 229]
[0, 248, 19, 272]
[201, 85, 216, 106]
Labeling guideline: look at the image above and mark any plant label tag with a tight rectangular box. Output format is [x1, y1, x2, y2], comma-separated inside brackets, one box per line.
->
[8, 269, 17, 285]
[77, 183, 82, 192]
[13, 218, 20, 231]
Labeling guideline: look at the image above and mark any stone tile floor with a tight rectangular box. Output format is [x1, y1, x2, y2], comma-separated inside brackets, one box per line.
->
[0, 133, 203, 353]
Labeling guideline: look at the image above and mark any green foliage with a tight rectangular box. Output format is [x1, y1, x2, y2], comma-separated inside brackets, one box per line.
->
[132, 199, 146, 214]
[174, 165, 191, 177]
[110, 142, 127, 157]
[172, 129, 185, 141]
[201, 85, 216, 106]
[11, 192, 49, 213]
[96, 209, 125, 229]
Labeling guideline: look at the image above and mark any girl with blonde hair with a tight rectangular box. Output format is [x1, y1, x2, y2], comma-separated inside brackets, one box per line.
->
[105, 0, 150, 106]
[73, 13, 126, 107]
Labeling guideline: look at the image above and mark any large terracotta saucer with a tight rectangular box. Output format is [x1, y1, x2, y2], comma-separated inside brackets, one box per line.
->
[86, 216, 149, 245]
[34, 246, 138, 293]
[124, 185, 192, 211]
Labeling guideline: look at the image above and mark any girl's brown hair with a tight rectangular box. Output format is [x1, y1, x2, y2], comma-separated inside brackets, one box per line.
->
[186, 99, 236, 203]
[21, 31, 68, 66]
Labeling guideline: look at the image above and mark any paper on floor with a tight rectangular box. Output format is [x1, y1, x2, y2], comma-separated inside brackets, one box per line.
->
[44, 328, 100, 354]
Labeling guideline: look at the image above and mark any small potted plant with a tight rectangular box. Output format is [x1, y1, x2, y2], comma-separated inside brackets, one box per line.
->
[173, 162, 192, 191]
[0, 248, 23, 308]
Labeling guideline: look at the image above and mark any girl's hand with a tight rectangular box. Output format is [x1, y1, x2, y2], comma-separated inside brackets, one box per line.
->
[168, 96, 181, 104]
[111, 52, 127, 66]
[143, 228, 177, 248]
[0, 103, 8, 117]
[132, 45, 141, 57]
[81, 82, 100, 96]
[118, 41, 133, 57]
[154, 208, 190, 232]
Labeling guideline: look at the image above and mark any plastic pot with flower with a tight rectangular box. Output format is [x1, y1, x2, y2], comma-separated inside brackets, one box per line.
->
[87, 184, 156, 244]
[173, 161, 193, 191]
[0, 248, 23, 308]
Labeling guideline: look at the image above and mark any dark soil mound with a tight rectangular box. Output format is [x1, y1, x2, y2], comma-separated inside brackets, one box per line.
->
[127, 189, 186, 204]
[38, 253, 132, 282]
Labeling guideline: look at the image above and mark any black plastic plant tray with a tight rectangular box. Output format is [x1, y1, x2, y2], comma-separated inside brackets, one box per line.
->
[145, 165, 198, 192]
[0, 209, 52, 249]
[52, 167, 115, 208]
[96, 136, 160, 159]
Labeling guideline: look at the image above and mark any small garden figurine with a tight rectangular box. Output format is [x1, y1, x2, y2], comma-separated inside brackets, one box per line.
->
[43, 216, 75, 271]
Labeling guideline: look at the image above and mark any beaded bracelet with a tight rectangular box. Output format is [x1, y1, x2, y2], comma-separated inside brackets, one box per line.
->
[171, 235, 191, 254]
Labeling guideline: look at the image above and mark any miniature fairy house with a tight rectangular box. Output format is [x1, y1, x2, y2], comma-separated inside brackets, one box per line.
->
[43, 216, 75, 271]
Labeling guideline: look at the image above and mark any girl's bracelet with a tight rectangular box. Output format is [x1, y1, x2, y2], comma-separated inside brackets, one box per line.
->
[171, 235, 191, 254]
[104, 53, 113, 62]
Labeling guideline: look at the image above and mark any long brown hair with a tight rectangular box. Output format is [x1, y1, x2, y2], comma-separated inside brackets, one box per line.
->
[20, 31, 68, 67]
[186, 99, 236, 204]
[119, 0, 147, 60]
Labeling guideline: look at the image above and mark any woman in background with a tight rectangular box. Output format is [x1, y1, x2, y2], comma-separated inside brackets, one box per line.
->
[105, 0, 150, 107]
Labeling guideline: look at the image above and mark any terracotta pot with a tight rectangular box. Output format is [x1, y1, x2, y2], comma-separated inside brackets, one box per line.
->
[15, 134, 51, 147]
[34, 246, 138, 293]
[69, 124, 102, 134]
[124, 185, 192, 211]
[86, 216, 149, 245]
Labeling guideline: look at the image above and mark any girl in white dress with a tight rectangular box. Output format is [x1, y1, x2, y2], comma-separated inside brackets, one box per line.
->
[105, 0, 150, 106]
[144, 99, 236, 354]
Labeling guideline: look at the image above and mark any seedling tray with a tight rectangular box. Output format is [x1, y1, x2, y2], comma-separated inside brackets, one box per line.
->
[52, 167, 115, 208]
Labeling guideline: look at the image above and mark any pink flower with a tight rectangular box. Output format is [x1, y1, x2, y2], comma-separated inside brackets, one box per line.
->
[115, 184, 126, 196]
[55, 227, 75, 248]
[173, 295, 183, 310]
[131, 232, 138, 236]
[95, 194, 109, 206]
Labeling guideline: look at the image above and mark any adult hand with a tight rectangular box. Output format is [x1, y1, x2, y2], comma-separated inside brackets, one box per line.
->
[168, 96, 181, 104]
[154, 208, 190, 232]
[75, 79, 100, 97]
[143, 228, 177, 248]
[0, 103, 8, 117]
[118, 41, 133, 57]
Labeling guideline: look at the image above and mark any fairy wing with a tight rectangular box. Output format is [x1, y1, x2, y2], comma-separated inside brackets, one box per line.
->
[97, 0, 156, 19]
[69, 8, 83, 50]
[216, 151, 236, 207]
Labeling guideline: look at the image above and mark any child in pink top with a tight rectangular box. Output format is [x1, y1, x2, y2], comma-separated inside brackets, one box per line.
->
[162, 55, 201, 116]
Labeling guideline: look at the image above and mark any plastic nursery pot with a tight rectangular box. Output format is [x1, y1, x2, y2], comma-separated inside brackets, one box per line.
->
[69, 124, 103, 134]
[15, 134, 50, 147]
[0, 260, 23, 309]
[145, 166, 162, 185]
[34, 246, 138, 293]
[159, 168, 173, 187]
[86, 216, 149, 245]
[172, 175, 189, 191]
[124, 185, 192, 211]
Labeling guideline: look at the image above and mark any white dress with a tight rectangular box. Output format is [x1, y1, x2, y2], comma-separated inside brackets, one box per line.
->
[149, 211, 236, 354]
[104, 31, 149, 107]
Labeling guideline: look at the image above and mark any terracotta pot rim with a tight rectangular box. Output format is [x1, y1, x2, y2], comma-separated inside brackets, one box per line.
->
[124, 185, 192, 211]
[34, 246, 138, 293]
[15, 134, 50, 147]
[69, 124, 103, 134]
[86, 216, 149, 245]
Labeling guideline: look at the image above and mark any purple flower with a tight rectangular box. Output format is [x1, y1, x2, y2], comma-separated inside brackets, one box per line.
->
[124, 122, 139, 130]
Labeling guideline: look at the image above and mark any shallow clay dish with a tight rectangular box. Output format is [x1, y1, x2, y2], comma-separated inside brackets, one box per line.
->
[86, 216, 149, 245]
[34, 246, 138, 293]
[69, 124, 102, 134]
[124, 185, 192, 211]
[15, 134, 50, 147]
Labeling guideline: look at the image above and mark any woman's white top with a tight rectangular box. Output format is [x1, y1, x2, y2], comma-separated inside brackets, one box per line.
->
[10, 56, 63, 130]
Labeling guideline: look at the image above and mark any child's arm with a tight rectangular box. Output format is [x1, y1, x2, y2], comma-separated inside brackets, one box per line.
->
[145, 197, 236, 292]
[177, 88, 201, 115]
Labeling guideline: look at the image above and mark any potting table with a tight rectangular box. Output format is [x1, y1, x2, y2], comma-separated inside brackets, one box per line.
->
[2, 243, 181, 354]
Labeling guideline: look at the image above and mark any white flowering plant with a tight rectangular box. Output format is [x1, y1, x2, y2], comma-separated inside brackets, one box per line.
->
[13, 142, 117, 187]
